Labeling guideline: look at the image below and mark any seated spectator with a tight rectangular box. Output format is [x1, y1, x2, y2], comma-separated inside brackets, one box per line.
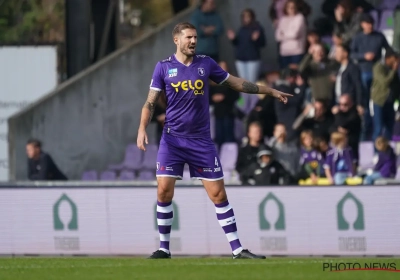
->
[275, 0, 307, 69]
[236, 122, 265, 180]
[333, 44, 363, 110]
[268, 124, 301, 177]
[306, 30, 321, 49]
[26, 139, 67, 181]
[294, 99, 334, 142]
[298, 43, 338, 103]
[274, 69, 306, 141]
[241, 145, 292, 185]
[371, 51, 400, 143]
[298, 130, 325, 183]
[333, 0, 362, 45]
[190, 0, 224, 62]
[227, 8, 266, 83]
[351, 13, 391, 140]
[322, 0, 374, 20]
[246, 80, 276, 138]
[328, 31, 343, 61]
[210, 61, 239, 147]
[331, 94, 361, 163]
[314, 136, 330, 160]
[364, 136, 397, 185]
[324, 132, 356, 185]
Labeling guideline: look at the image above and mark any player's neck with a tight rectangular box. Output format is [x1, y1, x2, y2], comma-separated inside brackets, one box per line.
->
[175, 52, 193, 66]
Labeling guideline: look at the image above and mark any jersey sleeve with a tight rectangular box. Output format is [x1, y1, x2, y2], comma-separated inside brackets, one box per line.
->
[208, 58, 229, 85]
[149, 62, 165, 91]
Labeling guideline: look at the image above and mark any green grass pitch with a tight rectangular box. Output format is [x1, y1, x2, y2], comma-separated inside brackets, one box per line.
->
[0, 257, 400, 280]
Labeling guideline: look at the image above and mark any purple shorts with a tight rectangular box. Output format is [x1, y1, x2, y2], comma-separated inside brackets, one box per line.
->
[156, 133, 224, 180]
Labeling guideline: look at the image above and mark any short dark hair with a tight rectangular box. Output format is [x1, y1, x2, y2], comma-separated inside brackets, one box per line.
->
[338, 43, 350, 54]
[27, 138, 41, 148]
[172, 22, 196, 37]
[385, 49, 399, 59]
[241, 8, 256, 21]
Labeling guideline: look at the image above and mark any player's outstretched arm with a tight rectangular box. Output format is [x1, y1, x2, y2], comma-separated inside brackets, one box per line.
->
[221, 75, 292, 104]
[137, 89, 162, 151]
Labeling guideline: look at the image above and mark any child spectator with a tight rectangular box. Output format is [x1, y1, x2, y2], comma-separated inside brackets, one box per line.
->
[324, 132, 356, 185]
[328, 31, 343, 61]
[314, 136, 330, 161]
[364, 137, 397, 184]
[298, 130, 324, 183]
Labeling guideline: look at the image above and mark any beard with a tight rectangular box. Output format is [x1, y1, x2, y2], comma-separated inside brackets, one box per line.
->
[180, 46, 195, 57]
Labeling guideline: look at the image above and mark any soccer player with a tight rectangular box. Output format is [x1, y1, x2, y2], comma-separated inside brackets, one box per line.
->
[137, 22, 291, 259]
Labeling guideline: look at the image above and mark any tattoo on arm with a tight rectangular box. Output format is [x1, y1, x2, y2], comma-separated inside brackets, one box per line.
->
[143, 89, 161, 124]
[241, 81, 259, 94]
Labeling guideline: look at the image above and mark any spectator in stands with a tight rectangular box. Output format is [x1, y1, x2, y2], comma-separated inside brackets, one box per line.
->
[364, 136, 397, 185]
[236, 122, 265, 181]
[295, 99, 334, 142]
[246, 80, 276, 138]
[328, 31, 343, 61]
[268, 123, 300, 177]
[322, 0, 374, 20]
[275, 0, 307, 69]
[269, 0, 312, 28]
[298, 130, 325, 183]
[227, 8, 266, 83]
[190, 0, 224, 61]
[273, 69, 306, 141]
[241, 145, 292, 185]
[314, 136, 330, 160]
[333, 44, 363, 110]
[333, 0, 362, 45]
[26, 139, 67, 181]
[351, 13, 391, 140]
[371, 51, 400, 143]
[152, 91, 167, 144]
[324, 132, 356, 185]
[306, 30, 321, 49]
[331, 94, 362, 163]
[210, 61, 239, 147]
[298, 43, 337, 102]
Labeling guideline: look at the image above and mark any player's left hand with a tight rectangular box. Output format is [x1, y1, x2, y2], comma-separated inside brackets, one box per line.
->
[271, 89, 292, 104]
[137, 127, 148, 151]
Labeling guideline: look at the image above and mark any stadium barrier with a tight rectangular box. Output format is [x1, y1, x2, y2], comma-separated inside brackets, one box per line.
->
[1, 183, 399, 256]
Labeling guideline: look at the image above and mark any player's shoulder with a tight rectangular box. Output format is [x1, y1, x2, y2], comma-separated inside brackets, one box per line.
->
[195, 54, 214, 62]
[159, 56, 173, 64]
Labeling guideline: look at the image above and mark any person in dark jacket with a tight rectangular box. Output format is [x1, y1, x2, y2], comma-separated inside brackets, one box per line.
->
[330, 94, 362, 163]
[190, 0, 224, 61]
[334, 44, 363, 110]
[351, 13, 392, 140]
[227, 8, 266, 82]
[274, 69, 306, 141]
[235, 122, 265, 180]
[26, 139, 67, 181]
[364, 136, 397, 184]
[241, 145, 292, 185]
[210, 61, 239, 147]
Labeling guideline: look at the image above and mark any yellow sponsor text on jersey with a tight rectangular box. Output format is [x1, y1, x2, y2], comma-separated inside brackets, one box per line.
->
[171, 79, 204, 95]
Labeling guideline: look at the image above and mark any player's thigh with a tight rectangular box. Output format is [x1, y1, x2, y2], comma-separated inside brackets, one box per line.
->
[156, 135, 185, 180]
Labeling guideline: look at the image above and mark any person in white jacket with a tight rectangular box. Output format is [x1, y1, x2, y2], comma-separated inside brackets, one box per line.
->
[275, 0, 307, 69]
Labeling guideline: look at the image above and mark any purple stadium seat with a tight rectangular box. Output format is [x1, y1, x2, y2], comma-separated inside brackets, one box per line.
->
[379, 10, 394, 30]
[369, 10, 379, 30]
[321, 36, 333, 47]
[108, 144, 142, 171]
[137, 170, 155, 180]
[220, 143, 238, 171]
[141, 144, 158, 170]
[358, 142, 375, 170]
[234, 119, 245, 141]
[119, 170, 136, 180]
[81, 170, 98, 181]
[100, 170, 117, 181]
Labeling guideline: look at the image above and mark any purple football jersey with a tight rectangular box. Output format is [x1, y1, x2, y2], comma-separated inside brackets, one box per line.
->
[150, 54, 229, 138]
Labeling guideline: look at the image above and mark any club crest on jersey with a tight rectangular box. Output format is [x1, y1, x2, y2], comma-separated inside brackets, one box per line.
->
[168, 68, 178, 78]
[198, 68, 205, 76]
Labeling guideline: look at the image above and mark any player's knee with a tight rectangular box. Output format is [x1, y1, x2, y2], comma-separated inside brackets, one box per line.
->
[208, 188, 227, 204]
[157, 183, 174, 202]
